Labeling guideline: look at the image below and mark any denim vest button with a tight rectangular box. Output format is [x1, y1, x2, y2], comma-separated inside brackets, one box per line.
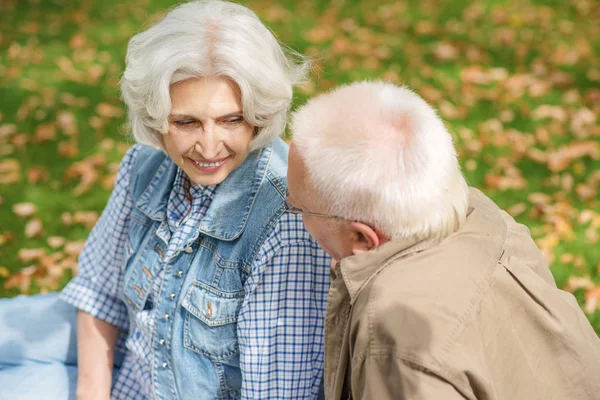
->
[162, 362, 168, 368]
[206, 302, 213, 318]
[164, 314, 170, 321]
[185, 246, 193, 253]
[159, 339, 165, 345]
[169, 293, 176, 300]
[176, 270, 183, 278]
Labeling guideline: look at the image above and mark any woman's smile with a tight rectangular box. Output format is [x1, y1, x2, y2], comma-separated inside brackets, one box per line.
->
[187, 156, 229, 173]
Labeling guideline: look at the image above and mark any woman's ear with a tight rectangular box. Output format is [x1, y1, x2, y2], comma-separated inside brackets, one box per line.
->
[348, 221, 384, 256]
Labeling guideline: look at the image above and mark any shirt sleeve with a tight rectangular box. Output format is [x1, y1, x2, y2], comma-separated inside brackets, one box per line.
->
[59, 145, 141, 332]
[353, 354, 469, 400]
[237, 212, 331, 400]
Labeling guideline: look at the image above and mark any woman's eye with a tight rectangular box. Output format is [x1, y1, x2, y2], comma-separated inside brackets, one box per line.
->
[174, 120, 199, 129]
[224, 118, 243, 125]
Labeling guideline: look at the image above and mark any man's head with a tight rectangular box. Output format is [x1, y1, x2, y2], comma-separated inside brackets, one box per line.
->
[287, 81, 469, 260]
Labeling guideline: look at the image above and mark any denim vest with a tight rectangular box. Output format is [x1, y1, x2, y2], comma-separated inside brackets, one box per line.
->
[122, 139, 289, 399]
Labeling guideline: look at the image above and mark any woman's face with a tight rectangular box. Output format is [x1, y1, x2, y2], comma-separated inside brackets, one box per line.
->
[162, 76, 254, 186]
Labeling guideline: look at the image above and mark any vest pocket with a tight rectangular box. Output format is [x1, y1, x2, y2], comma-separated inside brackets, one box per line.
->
[181, 281, 244, 360]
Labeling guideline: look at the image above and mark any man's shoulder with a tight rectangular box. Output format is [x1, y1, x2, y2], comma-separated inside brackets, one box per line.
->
[356, 255, 488, 360]
[353, 201, 511, 364]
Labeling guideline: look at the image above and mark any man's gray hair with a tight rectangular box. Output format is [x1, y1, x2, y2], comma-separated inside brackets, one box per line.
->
[121, 0, 308, 151]
[291, 81, 469, 241]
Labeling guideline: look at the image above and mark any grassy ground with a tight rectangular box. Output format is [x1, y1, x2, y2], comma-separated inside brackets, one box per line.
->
[1, 0, 599, 332]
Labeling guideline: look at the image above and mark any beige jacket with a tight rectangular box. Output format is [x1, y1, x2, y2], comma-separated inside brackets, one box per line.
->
[324, 188, 600, 400]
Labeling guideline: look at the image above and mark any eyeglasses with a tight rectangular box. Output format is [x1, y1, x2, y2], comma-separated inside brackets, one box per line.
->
[284, 191, 351, 221]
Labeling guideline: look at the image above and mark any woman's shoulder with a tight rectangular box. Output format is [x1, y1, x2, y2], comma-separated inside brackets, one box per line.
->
[262, 138, 289, 194]
[116, 143, 174, 202]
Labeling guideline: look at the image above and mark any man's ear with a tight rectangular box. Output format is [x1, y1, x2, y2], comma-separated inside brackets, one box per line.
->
[348, 222, 387, 255]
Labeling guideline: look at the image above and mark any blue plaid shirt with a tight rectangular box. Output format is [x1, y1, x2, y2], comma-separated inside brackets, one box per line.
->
[60, 145, 330, 399]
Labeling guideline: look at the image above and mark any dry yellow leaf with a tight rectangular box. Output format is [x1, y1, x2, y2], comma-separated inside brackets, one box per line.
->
[508, 203, 527, 217]
[584, 285, 600, 314]
[33, 123, 57, 143]
[57, 111, 78, 136]
[0, 159, 20, 184]
[73, 211, 99, 229]
[12, 202, 37, 218]
[17, 248, 45, 263]
[48, 236, 66, 248]
[24, 218, 44, 238]
[65, 241, 86, 257]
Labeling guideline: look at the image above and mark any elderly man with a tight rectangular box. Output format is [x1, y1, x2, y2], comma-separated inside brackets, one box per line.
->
[286, 81, 600, 400]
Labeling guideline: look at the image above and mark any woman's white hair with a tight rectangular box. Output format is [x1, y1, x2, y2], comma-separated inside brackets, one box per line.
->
[120, 0, 308, 151]
[291, 81, 469, 241]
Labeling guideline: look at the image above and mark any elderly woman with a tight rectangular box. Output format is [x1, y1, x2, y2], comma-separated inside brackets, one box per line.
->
[0, 1, 329, 399]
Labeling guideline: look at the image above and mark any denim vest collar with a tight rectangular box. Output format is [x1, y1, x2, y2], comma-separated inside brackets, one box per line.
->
[135, 144, 273, 241]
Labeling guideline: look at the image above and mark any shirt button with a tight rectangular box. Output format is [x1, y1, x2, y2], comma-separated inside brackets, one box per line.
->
[185, 246, 193, 253]
[163, 314, 170, 321]
[159, 339, 165, 345]
[169, 293, 176, 300]
[162, 362, 168, 368]
[176, 270, 183, 278]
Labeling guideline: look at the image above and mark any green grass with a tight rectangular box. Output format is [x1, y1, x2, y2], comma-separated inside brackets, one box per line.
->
[1, 0, 599, 331]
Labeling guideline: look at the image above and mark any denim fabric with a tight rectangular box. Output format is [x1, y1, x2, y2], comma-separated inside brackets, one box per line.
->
[119, 139, 307, 399]
[0, 294, 118, 400]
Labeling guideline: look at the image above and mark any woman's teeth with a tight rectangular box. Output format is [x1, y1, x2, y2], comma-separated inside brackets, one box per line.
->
[192, 159, 225, 168]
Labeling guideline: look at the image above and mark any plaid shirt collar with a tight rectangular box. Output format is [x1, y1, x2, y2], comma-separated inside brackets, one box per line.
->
[166, 168, 216, 233]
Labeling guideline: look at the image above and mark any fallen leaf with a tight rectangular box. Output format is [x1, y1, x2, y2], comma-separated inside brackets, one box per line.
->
[546, 141, 600, 172]
[305, 25, 334, 43]
[64, 241, 86, 257]
[58, 140, 80, 158]
[12, 202, 37, 218]
[414, 21, 437, 35]
[4, 266, 38, 293]
[564, 275, 595, 293]
[586, 228, 599, 243]
[433, 42, 459, 61]
[27, 167, 49, 184]
[560, 253, 575, 264]
[575, 184, 597, 202]
[24, 218, 44, 238]
[531, 105, 568, 122]
[508, 203, 527, 217]
[0, 124, 17, 138]
[48, 236, 66, 248]
[17, 248, 45, 263]
[57, 111, 78, 136]
[32, 122, 57, 143]
[584, 285, 600, 313]
[73, 211, 99, 229]
[570, 107, 596, 138]
[0, 232, 14, 246]
[69, 32, 87, 49]
[0, 159, 20, 184]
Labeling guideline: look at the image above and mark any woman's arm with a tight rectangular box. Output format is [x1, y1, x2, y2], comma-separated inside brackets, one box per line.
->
[59, 145, 142, 398]
[76, 312, 119, 400]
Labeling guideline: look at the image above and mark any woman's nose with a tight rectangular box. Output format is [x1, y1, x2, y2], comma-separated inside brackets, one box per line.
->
[193, 126, 222, 160]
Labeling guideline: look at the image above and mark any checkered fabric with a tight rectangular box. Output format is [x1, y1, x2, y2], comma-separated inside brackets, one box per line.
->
[60, 145, 330, 399]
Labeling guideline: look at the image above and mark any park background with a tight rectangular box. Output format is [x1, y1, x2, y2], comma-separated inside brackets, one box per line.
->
[0, 0, 599, 333]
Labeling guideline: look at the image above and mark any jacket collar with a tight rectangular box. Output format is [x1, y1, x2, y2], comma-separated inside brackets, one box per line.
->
[338, 197, 482, 305]
[135, 143, 273, 241]
[337, 237, 437, 305]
